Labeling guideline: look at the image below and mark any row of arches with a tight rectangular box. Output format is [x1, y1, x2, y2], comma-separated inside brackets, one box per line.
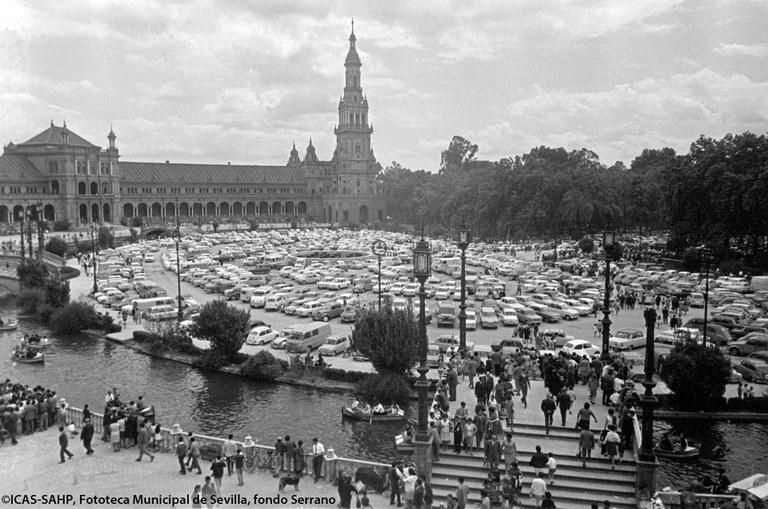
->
[121, 201, 308, 219]
[0, 204, 56, 223]
[80, 203, 111, 224]
[77, 181, 112, 195]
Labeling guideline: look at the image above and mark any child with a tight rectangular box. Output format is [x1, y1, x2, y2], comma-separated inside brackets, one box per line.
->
[546, 452, 557, 485]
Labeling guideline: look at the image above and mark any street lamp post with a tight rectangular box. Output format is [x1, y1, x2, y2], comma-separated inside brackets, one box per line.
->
[372, 240, 386, 311]
[89, 224, 98, 294]
[36, 203, 44, 260]
[412, 233, 432, 479]
[175, 203, 184, 324]
[25, 210, 34, 260]
[701, 247, 714, 348]
[457, 224, 470, 353]
[637, 307, 659, 498]
[19, 210, 26, 262]
[601, 230, 616, 361]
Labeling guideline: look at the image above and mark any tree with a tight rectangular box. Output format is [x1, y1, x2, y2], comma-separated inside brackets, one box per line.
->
[351, 307, 419, 375]
[577, 237, 595, 254]
[660, 343, 731, 411]
[17, 260, 49, 289]
[98, 226, 115, 249]
[45, 237, 69, 257]
[191, 300, 249, 363]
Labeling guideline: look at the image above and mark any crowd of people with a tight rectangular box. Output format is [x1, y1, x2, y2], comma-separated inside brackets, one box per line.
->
[0, 378, 67, 447]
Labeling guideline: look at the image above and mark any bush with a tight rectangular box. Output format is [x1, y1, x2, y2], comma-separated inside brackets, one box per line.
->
[239, 350, 285, 381]
[53, 220, 71, 232]
[133, 331, 154, 342]
[50, 301, 100, 335]
[322, 368, 374, 384]
[45, 237, 69, 257]
[726, 397, 768, 412]
[194, 349, 228, 371]
[661, 343, 731, 411]
[17, 289, 45, 315]
[357, 373, 412, 408]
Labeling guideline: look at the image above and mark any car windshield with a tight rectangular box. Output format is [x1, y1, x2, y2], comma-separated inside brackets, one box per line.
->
[615, 331, 636, 339]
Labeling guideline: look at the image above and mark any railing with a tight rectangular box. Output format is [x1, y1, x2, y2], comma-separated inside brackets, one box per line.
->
[64, 406, 390, 486]
[654, 491, 738, 509]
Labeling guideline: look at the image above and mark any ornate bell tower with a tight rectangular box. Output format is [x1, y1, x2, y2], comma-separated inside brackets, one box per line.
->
[330, 21, 382, 224]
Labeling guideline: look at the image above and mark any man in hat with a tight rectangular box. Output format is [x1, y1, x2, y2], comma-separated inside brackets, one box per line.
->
[540, 394, 556, 435]
[81, 417, 95, 455]
[58, 425, 74, 463]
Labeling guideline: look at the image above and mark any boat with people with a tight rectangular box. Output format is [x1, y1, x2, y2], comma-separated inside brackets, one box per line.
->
[654, 432, 700, 459]
[0, 319, 18, 331]
[11, 346, 45, 364]
[341, 400, 405, 422]
[20, 333, 50, 350]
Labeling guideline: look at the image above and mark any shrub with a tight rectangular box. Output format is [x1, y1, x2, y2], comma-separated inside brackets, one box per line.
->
[53, 220, 71, 232]
[661, 343, 731, 411]
[194, 349, 228, 371]
[50, 301, 99, 335]
[133, 331, 154, 342]
[17, 289, 45, 315]
[357, 373, 412, 408]
[45, 237, 69, 257]
[322, 367, 374, 384]
[239, 350, 285, 381]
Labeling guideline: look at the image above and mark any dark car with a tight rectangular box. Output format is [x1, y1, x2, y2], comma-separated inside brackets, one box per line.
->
[710, 314, 742, 330]
[684, 318, 732, 346]
[732, 358, 768, 383]
[340, 305, 359, 323]
[730, 325, 768, 340]
[728, 333, 768, 357]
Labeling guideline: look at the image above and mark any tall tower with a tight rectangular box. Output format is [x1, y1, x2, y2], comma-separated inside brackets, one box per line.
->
[333, 21, 377, 195]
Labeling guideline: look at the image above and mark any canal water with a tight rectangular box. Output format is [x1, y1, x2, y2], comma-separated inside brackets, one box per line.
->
[3, 315, 767, 488]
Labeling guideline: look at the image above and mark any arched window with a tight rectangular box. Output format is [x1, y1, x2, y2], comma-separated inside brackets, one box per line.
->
[90, 182, 98, 195]
[78, 182, 86, 195]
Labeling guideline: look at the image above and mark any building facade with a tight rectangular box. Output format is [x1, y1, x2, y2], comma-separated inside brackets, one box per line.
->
[0, 27, 384, 228]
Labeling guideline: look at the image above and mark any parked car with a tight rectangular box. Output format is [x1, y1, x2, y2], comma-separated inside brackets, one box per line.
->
[516, 308, 542, 326]
[431, 334, 474, 354]
[318, 335, 350, 356]
[480, 307, 499, 329]
[609, 328, 646, 351]
[562, 339, 601, 357]
[246, 326, 278, 346]
[499, 308, 519, 327]
[541, 329, 574, 348]
[465, 309, 478, 330]
[732, 357, 768, 383]
[491, 338, 524, 356]
[683, 318, 732, 345]
[312, 301, 344, 322]
[728, 333, 768, 356]
[340, 305, 359, 323]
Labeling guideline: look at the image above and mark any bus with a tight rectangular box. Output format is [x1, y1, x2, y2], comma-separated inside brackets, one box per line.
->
[284, 322, 333, 353]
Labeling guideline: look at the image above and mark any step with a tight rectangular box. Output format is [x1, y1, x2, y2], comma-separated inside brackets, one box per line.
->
[430, 485, 637, 509]
[431, 463, 635, 488]
[437, 450, 636, 473]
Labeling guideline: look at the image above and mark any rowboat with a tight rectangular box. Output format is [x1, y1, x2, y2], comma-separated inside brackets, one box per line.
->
[341, 406, 405, 422]
[12, 351, 45, 364]
[0, 320, 18, 332]
[654, 445, 700, 459]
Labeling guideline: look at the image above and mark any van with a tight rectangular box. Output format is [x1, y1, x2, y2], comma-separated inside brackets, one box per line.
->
[284, 322, 333, 353]
[264, 294, 285, 312]
[437, 303, 456, 328]
[249, 286, 273, 308]
[133, 297, 176, 315]
[146, 305, 177, 321]
[297, 301, 323, 318]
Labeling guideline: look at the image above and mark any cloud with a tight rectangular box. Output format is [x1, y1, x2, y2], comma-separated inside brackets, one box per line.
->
[714, 43, 768, 57]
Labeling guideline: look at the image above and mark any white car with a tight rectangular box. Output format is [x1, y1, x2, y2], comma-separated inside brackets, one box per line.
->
[465, 310, 478, 330]
[564, 299, 592, 316]
[548, 302, 580, 321]
[246, 326, 278, 345]
[500, 308, 520, 327]
[609, 328, 646, 350]
[270, 335, 289, 350]
[480, 307, 499, 329]
[562, 339, 601, 358]
[318, 335, 350, 356]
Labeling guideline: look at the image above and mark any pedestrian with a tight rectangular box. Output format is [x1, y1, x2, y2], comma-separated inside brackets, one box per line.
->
[283, 435, 295, 473]
[455, 477, 470, 509]
[176, 436, 188, 474]
[233, 448, 245, 486]
[602, 425, 622, 470]
[575, 402, 597, 430]
[389, 462, 403, 507]
[546, 452, 557, 485]
[429, 422, 441, 462]
[453, 418, 463, 454]
[274, 437, 285, 471]
[530, 472, 547, 508]
[222, 433, 237, 476]
[463, 417, 477, 456]
[211, 454, 226, 494]
[447, 366, 459, 401]
[579, 427, 596, 467]
[541, 491, 556, 509]
[518, 372, 531, 408]
[135, 423, 155, 462]
[294, 440, 305, 477]
[201, 476, 216, 509]
[311, 437, 325, 482]
[188, 437, 203, 474]
[556, 388, 571, 427]
[541, 394, 556, 435]
[109, 419, 120, 452]
[58, 425, 74, 463]
[503, 433, 517, 474]
[81, 417, 95, 455]
[485, 433, 501, 471]
[529, 445, 548, 476]
[191, 485, 202, 509]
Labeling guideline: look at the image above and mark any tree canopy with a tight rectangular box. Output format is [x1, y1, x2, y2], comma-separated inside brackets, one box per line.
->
[351, 307, 420, 376]
[660, 343, 731, 411]
[381, 131, 768, 268]
[191, 300, 250, 363]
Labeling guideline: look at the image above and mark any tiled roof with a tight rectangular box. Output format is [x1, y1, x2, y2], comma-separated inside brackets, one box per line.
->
[0, 155, 47, 181]
[119, 161, 306, 184]
[19, 123, 97, 148]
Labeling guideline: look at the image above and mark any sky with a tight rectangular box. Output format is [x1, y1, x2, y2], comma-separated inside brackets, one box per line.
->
[1, 0, 767, 172]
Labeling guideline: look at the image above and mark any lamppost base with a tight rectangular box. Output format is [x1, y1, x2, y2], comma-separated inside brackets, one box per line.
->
[636, 457, 659, 502]
[412, 438, 432, 480]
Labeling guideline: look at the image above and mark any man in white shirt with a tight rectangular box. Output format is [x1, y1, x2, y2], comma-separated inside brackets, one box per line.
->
[530, 472, 547, 508]
[222, 434, 237, 476]
[311, 438, 325, 482]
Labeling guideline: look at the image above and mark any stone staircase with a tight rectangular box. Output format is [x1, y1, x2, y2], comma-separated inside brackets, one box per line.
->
[424, 423, 637, 509]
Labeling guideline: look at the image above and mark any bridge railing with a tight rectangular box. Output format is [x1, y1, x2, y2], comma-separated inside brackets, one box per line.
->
[64, 406, 390, 486]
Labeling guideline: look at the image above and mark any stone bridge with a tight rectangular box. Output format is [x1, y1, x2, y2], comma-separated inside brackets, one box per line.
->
[0, 252, 76, 295]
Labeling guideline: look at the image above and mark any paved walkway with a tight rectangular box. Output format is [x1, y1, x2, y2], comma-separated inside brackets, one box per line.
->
[0, 429, 386, 509]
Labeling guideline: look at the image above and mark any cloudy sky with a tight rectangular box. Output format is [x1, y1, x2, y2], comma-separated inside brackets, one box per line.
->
[1, 0, 767, 171]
